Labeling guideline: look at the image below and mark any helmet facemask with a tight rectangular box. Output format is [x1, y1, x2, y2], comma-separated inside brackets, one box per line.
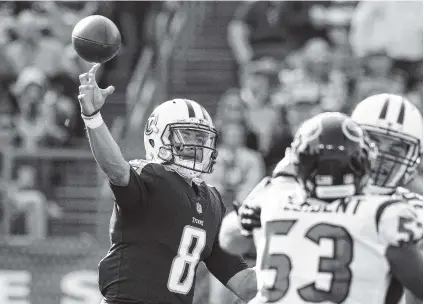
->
[158, 122, 218, 178]
[364, 125, 422, 188]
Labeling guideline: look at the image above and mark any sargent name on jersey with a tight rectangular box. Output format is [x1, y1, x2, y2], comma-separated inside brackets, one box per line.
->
[283, 198, 361, 215]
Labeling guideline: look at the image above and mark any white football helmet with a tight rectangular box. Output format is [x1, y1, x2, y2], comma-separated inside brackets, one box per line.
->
[351, 94, 423, 189]
[144, 98, 218, 179]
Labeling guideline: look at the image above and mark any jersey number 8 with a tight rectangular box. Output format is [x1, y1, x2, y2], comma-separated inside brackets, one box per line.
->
[167, 225, 206, 294]
[261, 220, 353, 303]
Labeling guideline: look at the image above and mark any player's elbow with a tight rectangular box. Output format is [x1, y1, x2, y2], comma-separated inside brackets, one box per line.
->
[219, 211, 253, 255]
[387, 243, 423, 300]
[107, 162, 131, 187]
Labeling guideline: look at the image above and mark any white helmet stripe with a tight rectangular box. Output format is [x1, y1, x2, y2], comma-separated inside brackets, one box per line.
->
[191, 100, 204, 119]
[200, 105, 213, 124]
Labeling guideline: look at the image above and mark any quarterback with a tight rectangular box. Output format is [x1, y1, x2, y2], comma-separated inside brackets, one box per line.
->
[77, 64, 256, 304]
[250, 112, 423, 304]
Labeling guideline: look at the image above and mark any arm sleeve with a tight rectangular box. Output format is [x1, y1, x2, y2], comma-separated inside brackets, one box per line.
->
[109, 160, 156, 210]
[376, 201, 423, 247]
[219, 210, 256, 256]
[205, 233, 249, 285]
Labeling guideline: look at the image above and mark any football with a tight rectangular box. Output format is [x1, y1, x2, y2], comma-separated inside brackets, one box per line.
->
[72, 15, 121, 64]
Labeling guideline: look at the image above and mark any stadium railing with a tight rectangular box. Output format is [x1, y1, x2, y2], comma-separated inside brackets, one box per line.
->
[0, 147, 101, 244]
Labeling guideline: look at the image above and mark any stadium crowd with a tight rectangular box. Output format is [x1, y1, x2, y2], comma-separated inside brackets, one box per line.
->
[0, 1, 155, 241]
[0, 1, 422, 304]
[204, 0, 423, 219]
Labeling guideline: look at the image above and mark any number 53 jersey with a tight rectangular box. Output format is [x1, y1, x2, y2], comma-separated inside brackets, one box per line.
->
[253, 192, 423, 304]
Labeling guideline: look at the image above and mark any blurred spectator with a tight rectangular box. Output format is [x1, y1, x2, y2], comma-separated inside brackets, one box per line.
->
[406, 82, 423, 113]
[352, 53, 407, 106]
[350, 1, 423, 88]
[32, 1, 99, 44]
[5, 9, 66, 78]
[279, 38, 349, 112]
[0, 2, 16, 45]
[203, 121, 265, 208]
[239, 61, 292, 172]
[48, 75, 79, 143]
[4, 165, 48, 240]
[228, 1, 328, 67]
[214, 88, 259, 151]
[240, 62, 284, 155]
[12, 67, 69, 150]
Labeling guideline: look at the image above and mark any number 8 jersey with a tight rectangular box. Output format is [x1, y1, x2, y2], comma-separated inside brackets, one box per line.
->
[99, 160, 248, 304]
[252, 190, 422, 304]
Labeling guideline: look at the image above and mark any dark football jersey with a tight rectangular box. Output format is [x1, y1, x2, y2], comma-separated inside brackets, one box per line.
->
[98, 160, 247, 304]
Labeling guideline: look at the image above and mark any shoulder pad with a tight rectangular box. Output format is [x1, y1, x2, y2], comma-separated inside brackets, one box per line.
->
[395, 187, 423, 201]
[129, 159, 150, 174]
[272, 151, 295, 178]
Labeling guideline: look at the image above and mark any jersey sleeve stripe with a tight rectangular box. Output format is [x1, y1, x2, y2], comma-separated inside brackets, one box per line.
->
[272, 172, 296, 179]
[384, 277, 404, 304]
[375, 199, 404, 232]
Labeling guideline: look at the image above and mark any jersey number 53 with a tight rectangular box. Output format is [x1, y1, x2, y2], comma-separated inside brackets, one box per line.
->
[260, 220, 353, 303]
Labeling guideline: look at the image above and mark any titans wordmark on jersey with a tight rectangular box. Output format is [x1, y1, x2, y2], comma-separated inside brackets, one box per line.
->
[251, 192, 422, 304]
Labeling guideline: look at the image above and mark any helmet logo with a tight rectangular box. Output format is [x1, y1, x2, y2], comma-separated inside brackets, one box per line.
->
[342, 119, 363, 143]
[145, 112, 159, 135]
[294, 119, 322, 152]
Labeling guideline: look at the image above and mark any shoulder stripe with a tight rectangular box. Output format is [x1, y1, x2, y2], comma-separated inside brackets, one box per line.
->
[273, 172, 296, 179]
[129, 159, 150, 175]
[375, 199, 404, 232]
[384, 277, 403, 304]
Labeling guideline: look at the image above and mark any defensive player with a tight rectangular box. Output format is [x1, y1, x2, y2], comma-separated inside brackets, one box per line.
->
[351, 93, 423, 304]
[77, 64, 256, 304]
[250, 112, 423, 303]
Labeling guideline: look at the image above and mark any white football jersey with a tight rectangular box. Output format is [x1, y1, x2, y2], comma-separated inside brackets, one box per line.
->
[248, 176, 304, 247]
[252, 191, 422, 304]
[383, 187, 422, 223]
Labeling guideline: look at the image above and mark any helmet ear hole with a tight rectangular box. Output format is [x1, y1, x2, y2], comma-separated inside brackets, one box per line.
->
[149, 139, 155, 148]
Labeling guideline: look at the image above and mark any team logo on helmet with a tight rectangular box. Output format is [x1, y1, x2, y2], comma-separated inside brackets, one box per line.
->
[293, 118, 322, 152]
[342, 119, 363, 143]
[145, 111, 159, 135]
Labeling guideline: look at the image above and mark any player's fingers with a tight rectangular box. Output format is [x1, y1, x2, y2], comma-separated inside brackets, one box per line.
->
[241, 218, 261, 226]
[101, 85, 115, 97]
[79, 85, 94, 92]
[89, 63, 101, 81]
[79, 73, 89, 84]
[78, 94, 85, 102]
[240, 229, 253, 238]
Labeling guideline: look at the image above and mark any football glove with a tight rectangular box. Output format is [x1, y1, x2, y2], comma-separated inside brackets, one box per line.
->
[235, 202, 261, 238]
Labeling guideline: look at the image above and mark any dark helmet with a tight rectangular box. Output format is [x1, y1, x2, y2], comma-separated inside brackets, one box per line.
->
[291, 112, 376, 200]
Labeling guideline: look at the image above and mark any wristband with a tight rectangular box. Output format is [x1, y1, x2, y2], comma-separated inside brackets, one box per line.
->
[81, 112, 104, 129]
